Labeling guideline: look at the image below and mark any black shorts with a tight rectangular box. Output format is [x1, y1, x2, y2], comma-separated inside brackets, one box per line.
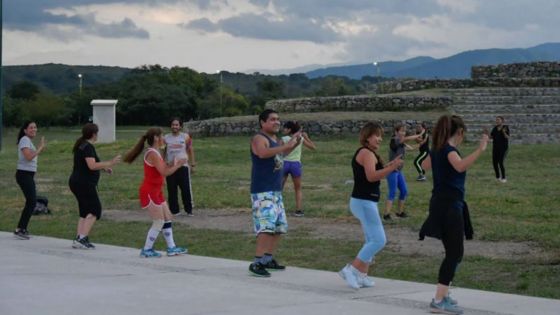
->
[69, 180, 102, 220]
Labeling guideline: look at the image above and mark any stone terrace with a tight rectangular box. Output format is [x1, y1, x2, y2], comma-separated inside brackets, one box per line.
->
[450, 87, 560, 144]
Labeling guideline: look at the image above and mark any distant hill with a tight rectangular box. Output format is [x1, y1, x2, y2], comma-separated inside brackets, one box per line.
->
[305, 43, 560, 79]
[2, 63, 131, 94]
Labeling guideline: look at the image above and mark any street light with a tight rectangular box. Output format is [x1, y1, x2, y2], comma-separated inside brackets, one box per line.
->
[373, 61, 380, 79]
[216, 70, 222, 109]
[78, 73, 83, 95]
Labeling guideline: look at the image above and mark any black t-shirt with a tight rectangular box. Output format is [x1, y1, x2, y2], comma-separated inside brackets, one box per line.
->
[70, 142, 100, 186]
[431, 144, 466, 200]
[351, 147, 383, 202]
[491, 125, 509, 148]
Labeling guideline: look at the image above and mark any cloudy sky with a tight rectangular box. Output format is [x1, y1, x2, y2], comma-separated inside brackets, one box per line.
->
[4, 0, 560, 73]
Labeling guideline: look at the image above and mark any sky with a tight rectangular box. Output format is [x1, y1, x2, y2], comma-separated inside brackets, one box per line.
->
[3, 0, 560, 74]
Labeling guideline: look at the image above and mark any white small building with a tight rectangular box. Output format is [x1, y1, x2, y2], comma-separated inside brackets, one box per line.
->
[91, 99, 118, 143]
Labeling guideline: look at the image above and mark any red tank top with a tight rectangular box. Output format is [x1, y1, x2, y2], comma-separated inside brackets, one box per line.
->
[141, 148, 164, 189]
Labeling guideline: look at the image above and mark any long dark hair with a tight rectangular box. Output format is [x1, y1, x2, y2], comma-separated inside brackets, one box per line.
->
[73, 123, 99, 153]
[359, 122, 384, 164]
[432, 115, 466, 151]
[123, 127, 163, 163]
[17, 121, 35, 144]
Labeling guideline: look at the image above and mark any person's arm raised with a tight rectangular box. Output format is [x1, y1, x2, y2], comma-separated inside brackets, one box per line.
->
[148, 151, 186, 177]
[448, 134, 489, 173]
[251, 133, 301, 159]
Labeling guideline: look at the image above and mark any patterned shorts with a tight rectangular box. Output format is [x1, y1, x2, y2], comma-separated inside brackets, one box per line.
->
[251, 191, 288, 235]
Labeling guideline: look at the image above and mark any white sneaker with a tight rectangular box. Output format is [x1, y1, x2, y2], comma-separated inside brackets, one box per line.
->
[359, 274, 375, 287]
[500, 178, 507, 183]
[338, 264, 360, 289]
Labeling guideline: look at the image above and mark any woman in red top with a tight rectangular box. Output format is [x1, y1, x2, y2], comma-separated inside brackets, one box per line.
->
[124, 127, 187, 258]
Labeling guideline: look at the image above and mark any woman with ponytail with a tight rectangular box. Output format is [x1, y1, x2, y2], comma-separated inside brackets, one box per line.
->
[419, 115, 488, 314]
[69, 123, 121, 249]
[124, 127, 188, 258]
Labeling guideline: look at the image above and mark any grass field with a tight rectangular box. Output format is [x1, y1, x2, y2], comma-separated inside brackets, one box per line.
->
[1, 124, 559, 299]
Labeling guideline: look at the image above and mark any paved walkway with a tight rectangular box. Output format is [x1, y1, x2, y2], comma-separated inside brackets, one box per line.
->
[0, 232, 558, 315]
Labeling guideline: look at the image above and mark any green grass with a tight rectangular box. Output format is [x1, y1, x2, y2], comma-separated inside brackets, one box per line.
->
[1, 125, 559, 299]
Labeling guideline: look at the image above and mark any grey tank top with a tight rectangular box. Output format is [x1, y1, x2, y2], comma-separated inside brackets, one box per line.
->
[164, 133, 189, 166]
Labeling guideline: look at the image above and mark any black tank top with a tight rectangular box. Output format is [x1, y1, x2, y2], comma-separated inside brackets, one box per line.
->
[351, 147, 383, 202]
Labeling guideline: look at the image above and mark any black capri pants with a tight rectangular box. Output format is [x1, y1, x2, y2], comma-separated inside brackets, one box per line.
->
[69, 180, 102, 220]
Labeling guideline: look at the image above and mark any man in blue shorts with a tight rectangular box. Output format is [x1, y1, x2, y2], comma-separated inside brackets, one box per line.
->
[249, 109, 301, 277]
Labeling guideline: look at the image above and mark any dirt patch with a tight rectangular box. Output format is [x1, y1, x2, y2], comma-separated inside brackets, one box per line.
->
[104, 208, 556, 263]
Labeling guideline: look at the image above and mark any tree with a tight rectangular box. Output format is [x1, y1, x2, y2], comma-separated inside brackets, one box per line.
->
[8, 81, 40, 100]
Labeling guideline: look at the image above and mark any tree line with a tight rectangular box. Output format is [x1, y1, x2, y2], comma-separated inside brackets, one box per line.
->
[2, 64, 385, 127]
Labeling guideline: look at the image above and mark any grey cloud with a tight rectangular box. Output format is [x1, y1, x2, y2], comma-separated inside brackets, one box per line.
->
[4, 0, 151, 39]
[184, 13, 340, 43]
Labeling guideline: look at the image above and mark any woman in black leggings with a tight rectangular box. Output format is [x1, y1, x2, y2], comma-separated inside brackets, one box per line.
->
[14, 121, 46, 240]
[419, 115, 488, 315]
[490, 116, 509, 183]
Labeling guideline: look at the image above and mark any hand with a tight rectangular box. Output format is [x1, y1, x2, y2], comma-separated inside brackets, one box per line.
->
[289, 131, 303, 147]
[189, 164, 196, 174]
[479, 134, 489, 151]
[111, 154, 122, 166]
[105, 168, 113, 175]
[38, 136, 46, 152]
[174, 157, 187, 166]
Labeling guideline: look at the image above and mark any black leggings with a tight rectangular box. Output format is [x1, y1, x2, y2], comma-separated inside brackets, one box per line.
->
[16, 170, 37, 230]
[413, 150, 429, 175]
[438, 207, 464, 286]
[492, 146, 508, 179]
[166, 166, 193, 214]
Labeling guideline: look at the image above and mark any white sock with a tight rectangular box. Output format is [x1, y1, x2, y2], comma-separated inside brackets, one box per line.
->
[162, 226, 176, 248]
[143, 228, 160, 250]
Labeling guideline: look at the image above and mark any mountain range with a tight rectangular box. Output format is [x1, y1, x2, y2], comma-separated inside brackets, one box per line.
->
[303, 42, 560, 79]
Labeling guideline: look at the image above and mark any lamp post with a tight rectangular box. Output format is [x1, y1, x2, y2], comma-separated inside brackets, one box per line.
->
[216, 70, 222, 109]
[78, 73, 83, 96]
[373, 61, 380, 79]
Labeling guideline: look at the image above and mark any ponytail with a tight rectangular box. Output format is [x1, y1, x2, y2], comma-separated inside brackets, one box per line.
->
[123, 127, 163, 163]
[431, 115, 466, 151]
[73, 123, 99, 153]
[124, 135, 147, 163]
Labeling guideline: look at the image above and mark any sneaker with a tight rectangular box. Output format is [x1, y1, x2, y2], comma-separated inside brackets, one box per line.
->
[186, 212, 194, 217]
[13, 230, 30, 240]
[263, 259, 286, 271]
[500, 178, 507, 183]
[294, 210, 304, 217]
[445, 294, 458, 305]
[249, 262, 271, 277]
[430, 298, 463, 314]
[396, 211, 408, 218]
[140, 248, 162, 258]
[417, 175, 427, 181]
[338, 264, 360, 289]
[167, 246, 188, 256]
[72, 236, 89, 249]
[339, 266, 375, 288]
[383, 214, 392, 221]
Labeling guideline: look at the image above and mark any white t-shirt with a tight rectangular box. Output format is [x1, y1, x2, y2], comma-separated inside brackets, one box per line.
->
[17, 136, 37, 172]
[164, 132, 189, 167]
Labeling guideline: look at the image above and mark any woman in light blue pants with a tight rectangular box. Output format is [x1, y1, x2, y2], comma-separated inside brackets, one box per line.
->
[339, 122, 404, 290]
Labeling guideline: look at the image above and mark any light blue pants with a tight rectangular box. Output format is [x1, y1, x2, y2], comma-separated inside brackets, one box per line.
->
[350, 197, 387, 263]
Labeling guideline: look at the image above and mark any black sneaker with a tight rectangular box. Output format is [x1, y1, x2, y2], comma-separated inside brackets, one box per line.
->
[83, 237, 96, 249]
[294, 210, 304, 217]
[383, 214, 392, 221]
[73, 236, 95, 249]
[249, 262, 271, 277]
[14, 230, 30, 240]
[263, 259, 286, 271]
[396, 212, 408, 218]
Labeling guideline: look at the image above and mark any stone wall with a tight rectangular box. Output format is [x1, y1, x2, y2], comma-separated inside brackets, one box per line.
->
[472, 61, 560, 79]
[185, 117, 429, 137]
[377, 77, 560, 94]
[265, 95, 451, 113]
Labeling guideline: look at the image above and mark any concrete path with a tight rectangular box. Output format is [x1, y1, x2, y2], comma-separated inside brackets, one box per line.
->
[0, 232, 558, 315]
